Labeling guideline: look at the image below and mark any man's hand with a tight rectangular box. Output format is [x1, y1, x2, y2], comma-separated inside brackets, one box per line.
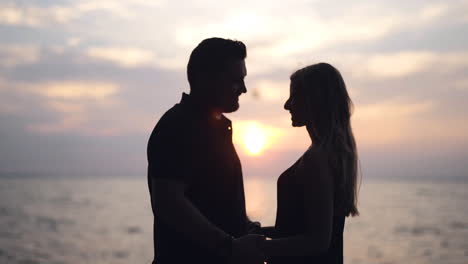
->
[247, 221, 262, 234]
[230, 234, 265, 264]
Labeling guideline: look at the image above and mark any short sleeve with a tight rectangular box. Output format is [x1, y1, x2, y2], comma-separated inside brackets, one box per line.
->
[147, 118, 193, 184]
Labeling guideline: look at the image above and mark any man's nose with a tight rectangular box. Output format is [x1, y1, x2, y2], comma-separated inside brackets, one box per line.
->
[240, 82, 247, 94]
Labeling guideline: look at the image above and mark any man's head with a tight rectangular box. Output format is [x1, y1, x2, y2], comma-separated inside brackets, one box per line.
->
[187, 37, 247, 113]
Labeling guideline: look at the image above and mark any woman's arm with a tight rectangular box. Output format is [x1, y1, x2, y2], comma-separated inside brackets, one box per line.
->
[258, 226, 277, 238]
[260, 152, 334, 256]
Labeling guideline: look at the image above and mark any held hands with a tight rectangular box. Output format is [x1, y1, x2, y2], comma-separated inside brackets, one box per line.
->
[231, 234, 266, 264]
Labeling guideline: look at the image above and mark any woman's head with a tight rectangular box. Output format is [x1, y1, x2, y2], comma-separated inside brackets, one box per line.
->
[285, 62, 359, 216]
[285, 63, 352, 140]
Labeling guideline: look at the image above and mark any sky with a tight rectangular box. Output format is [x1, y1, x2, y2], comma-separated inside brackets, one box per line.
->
[0, 0, 467, 180]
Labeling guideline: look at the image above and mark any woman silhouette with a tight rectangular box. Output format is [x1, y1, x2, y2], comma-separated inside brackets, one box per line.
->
[260, 63, 360, 264]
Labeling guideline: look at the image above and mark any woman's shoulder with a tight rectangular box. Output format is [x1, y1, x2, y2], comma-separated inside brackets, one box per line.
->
[302, 146, 330, 166]
[298, 146, 332, 182]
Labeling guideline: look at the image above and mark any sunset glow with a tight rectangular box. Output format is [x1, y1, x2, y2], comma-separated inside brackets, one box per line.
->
[0, 0, 467, 180]
[234, 121, 283, 156]
[243, 123, 267, 155]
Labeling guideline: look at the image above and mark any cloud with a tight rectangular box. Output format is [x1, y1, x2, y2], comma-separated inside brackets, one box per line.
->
[86, 47, 155, 68]
[0, 0, 166, 27]
[34, 81, 118, 99]
[454, 79, 468, 91]
[0, 78, 145, 135]
[353, 99, 436, 146]
[335, 51, 468, 79]
[0, 45, 187, 133]
[355, 99, 434, 120]
[175, 11, 272, 47]
[21, 80, 137, 135]
[0, 77, 22, 113]
[0, 5, 76, 26]
[0, 6, 44, 26]
[249, 79, 289, 102]
[86, 47, 185, 70]
[364, 52, 436, 78]
[172, 1, 462, 76]
[419, 3, 450, 21]
[0, 44, 40, 67]
[26, 98, 155, 136]
[28, 112, 86, 134]
[1, 0, 467, 179]
[47, 100, 85, 113]
[67, 37, 82, 47]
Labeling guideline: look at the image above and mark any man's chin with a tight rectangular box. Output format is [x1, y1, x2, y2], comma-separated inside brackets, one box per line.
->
[291, 119, 305, 127]
[222, 102, 240, 113]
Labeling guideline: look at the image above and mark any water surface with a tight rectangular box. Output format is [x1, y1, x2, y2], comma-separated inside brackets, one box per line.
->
[0, 177, 467, 264]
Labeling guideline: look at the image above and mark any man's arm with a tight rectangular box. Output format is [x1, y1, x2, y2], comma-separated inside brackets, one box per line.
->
[152, 178, 228, 250]
[152, 178, 265, 258]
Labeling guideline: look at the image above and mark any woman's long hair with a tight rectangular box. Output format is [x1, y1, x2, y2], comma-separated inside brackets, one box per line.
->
[291, 63, 360, 217]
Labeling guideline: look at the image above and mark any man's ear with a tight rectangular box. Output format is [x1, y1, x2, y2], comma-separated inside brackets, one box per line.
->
[205, 77, 223, 95]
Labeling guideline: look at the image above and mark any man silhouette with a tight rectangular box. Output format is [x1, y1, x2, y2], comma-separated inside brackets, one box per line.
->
[147, 38, 264, 264]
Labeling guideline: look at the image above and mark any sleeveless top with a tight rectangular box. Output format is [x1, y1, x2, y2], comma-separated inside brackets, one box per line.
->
[269, 150, 345, 264]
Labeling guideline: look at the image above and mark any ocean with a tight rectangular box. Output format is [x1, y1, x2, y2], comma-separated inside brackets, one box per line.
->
[0, 177, 467, 264]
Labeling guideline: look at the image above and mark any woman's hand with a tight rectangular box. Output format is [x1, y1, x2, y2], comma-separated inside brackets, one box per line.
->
[231, 234, 266, 263]
[259, 226, 277, 238]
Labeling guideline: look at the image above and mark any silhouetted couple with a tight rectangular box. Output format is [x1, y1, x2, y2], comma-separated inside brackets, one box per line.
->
[147, 37, 359, 264]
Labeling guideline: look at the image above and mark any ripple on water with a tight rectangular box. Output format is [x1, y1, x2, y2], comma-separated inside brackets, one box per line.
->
[440, 240, 449, 248]
[0, 207, 9, 216]
[423, 248, 432, 256]
[416, 188, 435, 196]
[113, 250, 129, 259]
[394, 225, 441, 236]
[367, 245, 383, 258]
[18, 259, 39, 264]
[125, 226, 142, 234]
[450, 221, 468, 230]
[34, 216, 74, 233]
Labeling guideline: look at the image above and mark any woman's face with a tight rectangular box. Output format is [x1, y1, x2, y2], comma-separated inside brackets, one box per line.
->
[284, 80, 310, 127]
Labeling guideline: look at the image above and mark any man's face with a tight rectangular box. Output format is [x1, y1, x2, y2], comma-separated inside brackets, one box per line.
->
[212, 59, 247, 113]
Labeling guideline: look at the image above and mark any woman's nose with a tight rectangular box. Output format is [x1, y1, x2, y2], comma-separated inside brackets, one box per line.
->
[284, 99, 290, 110]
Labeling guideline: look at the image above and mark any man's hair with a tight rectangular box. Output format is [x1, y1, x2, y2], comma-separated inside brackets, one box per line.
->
[187, 37, 246, 90]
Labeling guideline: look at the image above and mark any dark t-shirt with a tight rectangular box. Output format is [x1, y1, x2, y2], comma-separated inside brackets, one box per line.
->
[147, 93, 248, 263]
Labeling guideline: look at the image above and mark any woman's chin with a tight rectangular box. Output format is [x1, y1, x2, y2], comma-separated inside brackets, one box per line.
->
[291, 120, 305, 127]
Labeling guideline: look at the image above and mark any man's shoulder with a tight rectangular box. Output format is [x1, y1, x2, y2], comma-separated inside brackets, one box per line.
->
[158, 103, 188, 127]
[148, 104, 191, 142]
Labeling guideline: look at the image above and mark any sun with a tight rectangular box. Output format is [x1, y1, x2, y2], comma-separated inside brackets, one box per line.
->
[233, 121, 280, 156]
[242, 123, 267, 155]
